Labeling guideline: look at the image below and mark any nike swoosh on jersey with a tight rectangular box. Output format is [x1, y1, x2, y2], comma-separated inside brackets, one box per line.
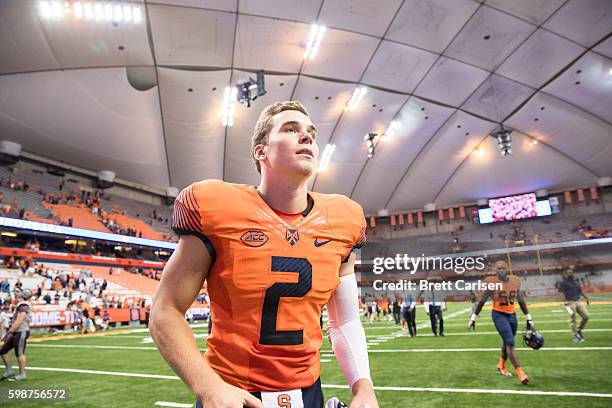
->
[314, 239, 332, 247]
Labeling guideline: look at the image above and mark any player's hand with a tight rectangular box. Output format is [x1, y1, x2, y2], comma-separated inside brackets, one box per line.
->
[349, 379, 379, 408]
[526, 320, 534, 331]
[200, 380, 263, 408]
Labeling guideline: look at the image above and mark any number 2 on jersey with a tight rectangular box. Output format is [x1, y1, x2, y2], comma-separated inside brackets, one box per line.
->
[259, 256, 312, 346]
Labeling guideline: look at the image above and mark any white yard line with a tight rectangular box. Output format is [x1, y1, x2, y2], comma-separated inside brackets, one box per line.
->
[154, 402, 193, 407]
[24, 367, 612, 399]
[321, 384, 612, 398]
[356, 346, 612, 353]
[28, 344, 207, 351]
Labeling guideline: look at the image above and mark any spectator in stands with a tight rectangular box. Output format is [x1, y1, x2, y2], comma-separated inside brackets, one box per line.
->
[0, 279, 10, 295]
[558, 268, 590, 342]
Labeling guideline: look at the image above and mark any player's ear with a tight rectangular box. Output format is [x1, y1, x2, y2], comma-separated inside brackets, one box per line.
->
[253, 144, 266, 161]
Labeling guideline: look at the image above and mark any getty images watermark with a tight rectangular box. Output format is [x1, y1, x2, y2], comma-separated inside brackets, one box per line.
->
[371, 254, 503, 292]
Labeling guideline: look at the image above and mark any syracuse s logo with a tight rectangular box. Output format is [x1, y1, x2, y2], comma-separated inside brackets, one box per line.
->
[240, 230, 269, 247]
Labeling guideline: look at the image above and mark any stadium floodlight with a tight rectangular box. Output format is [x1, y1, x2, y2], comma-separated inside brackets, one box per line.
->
[133, 6, 142, 23]
[94, 3, 104, 21]
[51, 1, 64, 18]
[113, 4, 123, 22]
[345, 86, 367, 112]
[39, 1, 53, 19]
[74, 2, 83, 19]
[304, 24, 326, 60]
[495, 126, 512, 157]
[104, 3, 114, 21]
[84, 2, 93, 20]
[382, 120, 402, 141]
[236, 70, 267, 108]
[317, 144, 336, 173]
[222, 86, 238, 127]
[123, 5, 132, 22]
[364, 133, 377, 158]
[38, 1, 142, 24]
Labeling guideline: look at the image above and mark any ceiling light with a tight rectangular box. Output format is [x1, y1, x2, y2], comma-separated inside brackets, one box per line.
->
[222, 86, 238, 127]
[123, 5, 132, 22]
[133, 6, 142, 24]
[304, 24, 326, 60]
[39, 1, 53, 19]
[113, 4, 123, 22]
[104, 3, 113, 21]
[74, 2, 83, 19]
[317, 144, 336, 173]
[495, 127, 512, 157]
[364, 133, 377, 158]
[84, 2, 93, 20]
[94, 3, 104, 21]
[345, 86, 367, 112]
[382, 120, 402, 141]
[51, 1, 64, 18]
[38, 1, 142, 24]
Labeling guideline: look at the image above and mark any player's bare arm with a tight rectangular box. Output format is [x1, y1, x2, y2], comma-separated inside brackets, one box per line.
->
[517, 291, 533, 329]
[469, 289, 492, 330]
[7, 312, 25, 333]
[329, 252, 378, 408]
[150, 235, 262, 408]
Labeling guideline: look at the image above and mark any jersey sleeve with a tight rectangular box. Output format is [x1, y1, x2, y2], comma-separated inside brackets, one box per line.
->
[16, 304, 30, 313]
[336, 196, 367, 262]
[172, 182, 217, 258]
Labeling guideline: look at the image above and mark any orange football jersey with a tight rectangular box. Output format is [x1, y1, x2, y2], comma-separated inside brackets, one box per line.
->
[172, 180, 366, 391]
[484, 274, 521, 314]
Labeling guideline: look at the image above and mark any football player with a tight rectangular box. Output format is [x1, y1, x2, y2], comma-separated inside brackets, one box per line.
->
[150, 101, 378, 408]
[468, 260, 533, 384]
[1, 289, 33, 381]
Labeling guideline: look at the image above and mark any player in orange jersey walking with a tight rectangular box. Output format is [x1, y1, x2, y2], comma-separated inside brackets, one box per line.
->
[468, 260, 534, 384]
[150, 101, 378, 408]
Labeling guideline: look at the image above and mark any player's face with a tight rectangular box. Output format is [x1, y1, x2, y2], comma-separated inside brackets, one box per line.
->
[263, 110, 319, 177]
[494, 261, 509, 280]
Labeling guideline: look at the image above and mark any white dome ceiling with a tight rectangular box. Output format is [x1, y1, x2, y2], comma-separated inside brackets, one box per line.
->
[0, 0, 611, 214]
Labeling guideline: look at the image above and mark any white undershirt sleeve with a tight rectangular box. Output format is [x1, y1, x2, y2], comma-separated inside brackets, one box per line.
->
[326, 273, 372, 388]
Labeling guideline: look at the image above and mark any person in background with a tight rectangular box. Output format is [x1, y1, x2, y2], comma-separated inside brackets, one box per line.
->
[1, 289, 33, 381]
[558, 268, 590, 342]
[420, 282, 446, 337]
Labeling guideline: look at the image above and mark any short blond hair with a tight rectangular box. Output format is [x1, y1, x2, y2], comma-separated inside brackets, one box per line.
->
[251, 101, 309, 173]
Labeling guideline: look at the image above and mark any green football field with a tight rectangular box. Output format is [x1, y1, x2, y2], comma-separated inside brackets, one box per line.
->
[1, 299, 611, 408]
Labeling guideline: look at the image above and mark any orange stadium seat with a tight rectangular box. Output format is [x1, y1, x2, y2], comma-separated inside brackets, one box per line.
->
[107, 213, 164, 240]
[86, 265, 160, 297]
[43, 202, 110, 232]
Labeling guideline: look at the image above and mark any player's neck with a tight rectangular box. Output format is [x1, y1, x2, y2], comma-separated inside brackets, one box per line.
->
[257, 173, 309, 214]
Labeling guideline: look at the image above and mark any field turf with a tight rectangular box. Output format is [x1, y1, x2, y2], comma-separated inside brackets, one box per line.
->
[1, 299, 611, 407]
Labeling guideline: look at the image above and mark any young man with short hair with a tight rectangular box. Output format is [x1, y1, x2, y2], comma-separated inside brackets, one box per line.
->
[151, 101, 378, 408]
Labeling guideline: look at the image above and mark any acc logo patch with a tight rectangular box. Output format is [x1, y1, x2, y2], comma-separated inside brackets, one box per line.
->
[240, 230, 269, 247]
